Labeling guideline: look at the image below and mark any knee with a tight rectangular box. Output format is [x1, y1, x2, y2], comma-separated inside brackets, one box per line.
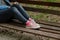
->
[9, 7, 18, 12]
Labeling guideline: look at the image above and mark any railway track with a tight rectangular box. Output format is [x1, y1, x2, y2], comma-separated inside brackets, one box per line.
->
[0, 21, 60, 40]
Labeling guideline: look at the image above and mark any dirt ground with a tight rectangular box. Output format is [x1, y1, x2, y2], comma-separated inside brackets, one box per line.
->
[0, 33, 18, 40]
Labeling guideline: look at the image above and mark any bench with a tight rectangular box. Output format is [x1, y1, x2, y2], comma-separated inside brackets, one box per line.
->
[0, 0, 60, 40]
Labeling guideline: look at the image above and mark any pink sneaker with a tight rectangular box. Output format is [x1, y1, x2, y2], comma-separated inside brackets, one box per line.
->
[29, 18, 41, 28]
[26, 20, 40, 29]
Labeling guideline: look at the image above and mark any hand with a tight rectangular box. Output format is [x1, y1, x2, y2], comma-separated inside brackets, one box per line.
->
[13, 2, 19, 4]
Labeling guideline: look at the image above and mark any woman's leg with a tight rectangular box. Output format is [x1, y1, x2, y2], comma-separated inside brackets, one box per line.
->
[12, 3, 41, 29]
[12, 3, 30, 20]
[8, 7, 41, 29]
[9, 7, 28, 24]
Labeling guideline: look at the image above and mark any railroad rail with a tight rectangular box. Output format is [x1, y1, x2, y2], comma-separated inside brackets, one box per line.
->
[0, 0, 60, 40]
[0, 21, 60, 40]
[17, 0, 60, 7]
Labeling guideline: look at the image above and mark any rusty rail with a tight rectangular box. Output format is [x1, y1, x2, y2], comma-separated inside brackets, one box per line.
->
[23, 6, 60, 15]
[17, 0, 60, 7]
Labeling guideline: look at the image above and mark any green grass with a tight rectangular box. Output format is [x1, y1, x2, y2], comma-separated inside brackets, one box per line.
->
[27, 11, 60, 23]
